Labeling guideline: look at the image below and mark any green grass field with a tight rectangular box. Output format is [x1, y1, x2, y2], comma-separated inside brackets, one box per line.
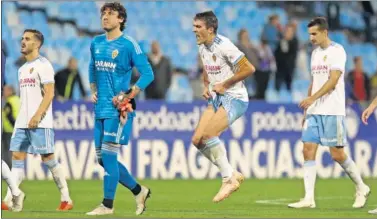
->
[2, 179, 377, 218]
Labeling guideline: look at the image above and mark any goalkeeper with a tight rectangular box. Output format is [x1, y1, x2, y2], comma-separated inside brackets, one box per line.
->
[86, 2, 154, 216]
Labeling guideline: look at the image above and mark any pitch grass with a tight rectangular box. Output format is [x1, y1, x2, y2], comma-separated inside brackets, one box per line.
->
[2, 179, 377, 218]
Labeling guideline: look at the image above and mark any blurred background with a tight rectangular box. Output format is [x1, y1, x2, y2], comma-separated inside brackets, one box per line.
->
[2, 1, 377, 104]
[1, 1, 377, 181]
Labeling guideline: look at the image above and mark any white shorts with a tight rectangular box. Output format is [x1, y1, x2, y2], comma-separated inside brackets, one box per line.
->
[10, 128, 55, 154]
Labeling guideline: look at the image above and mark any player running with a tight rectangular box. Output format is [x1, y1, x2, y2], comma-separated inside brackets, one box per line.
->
[2, 29, 73, 211]
[86, 2, 154, 216]
[191, 11, 255, 203]
[288, 17, 370, 209]
[361, 95, 377, 215]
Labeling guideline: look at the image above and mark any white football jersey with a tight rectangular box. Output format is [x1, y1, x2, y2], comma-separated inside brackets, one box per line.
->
[307, 42, 346, 116]
[15, 56, 55, 128]
[198, 34, 249, 102]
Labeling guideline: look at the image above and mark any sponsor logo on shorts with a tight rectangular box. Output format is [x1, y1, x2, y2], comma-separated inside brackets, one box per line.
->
[104, 132, 117, 137]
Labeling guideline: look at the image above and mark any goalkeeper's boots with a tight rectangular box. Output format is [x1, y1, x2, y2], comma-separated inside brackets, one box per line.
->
[86, 204, 113, 216]
[134, 185, 151, 215]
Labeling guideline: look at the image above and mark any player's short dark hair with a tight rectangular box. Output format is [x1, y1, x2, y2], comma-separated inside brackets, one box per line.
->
[24, 29, 44, 49]
[354, 56, 362, 63]
[101, 2, 127, 31]
[307, 17, 329, 31]
[194, 11, 218, 34]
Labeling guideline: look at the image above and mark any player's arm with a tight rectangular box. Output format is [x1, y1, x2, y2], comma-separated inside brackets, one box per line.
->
[216, 41, 255, 93]
[202, 69, 211, 99]
[88, 41, 97, 102]
[29, 64, 55, 128]
[34, 83, 55, 118]
[311, 70, 342, 101]
[223, 56, 255, 89]
[126, 40, 154, 99]
[300, 48, 346, 109]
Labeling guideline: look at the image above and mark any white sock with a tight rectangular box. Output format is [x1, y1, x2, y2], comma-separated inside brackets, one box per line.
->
[1, 160, 21, 196]
[303, 160, 316, 200]
[4, 160, 25, 202]
[203, 137, 233, 178]
[339, 156, 365, 190]
[44, 159, 71, 202]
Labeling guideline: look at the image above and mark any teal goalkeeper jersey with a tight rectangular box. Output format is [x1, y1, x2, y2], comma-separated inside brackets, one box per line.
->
[89, 34, 154, 119]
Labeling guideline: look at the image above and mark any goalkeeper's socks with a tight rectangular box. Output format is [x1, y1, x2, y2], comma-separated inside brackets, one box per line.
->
[118, 162, 138, 191]
[101, 143, 120, 202]
[102, 198, 114, 209]
[44, 159, 72, 202]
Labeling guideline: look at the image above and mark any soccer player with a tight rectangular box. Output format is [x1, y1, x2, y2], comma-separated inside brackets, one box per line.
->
[288, 17, 370, 209]
[86, 2, 154, 216]
[191, 11, 255, 203]
[361, 95, 377, 215]
[2, 29, 73, 211]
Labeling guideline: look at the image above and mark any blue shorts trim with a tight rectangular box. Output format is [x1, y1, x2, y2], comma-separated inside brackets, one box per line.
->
[10, 128, 55, 154]
[94, 116, 133, 148]
[301, 115, 348, 147]
[208, 95, 248, 125]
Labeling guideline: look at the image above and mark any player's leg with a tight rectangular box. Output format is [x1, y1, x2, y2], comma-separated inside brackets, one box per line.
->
[33, 128, 73, 211]
[3, 129, 28, 211]
[288, 115, 320, 208]
[1, 159, 25, 212]
[118, 115, 151, 215]
[201, 98, 248, 203]
[2, 160, 22, 197]
[87, 119, 115, 216]
[89, 118, 123, 215]
[325, 115, 370, 208]
[191, 104, 218, 166]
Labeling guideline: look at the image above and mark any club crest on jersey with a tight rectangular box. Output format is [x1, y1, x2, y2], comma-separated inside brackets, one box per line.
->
[29, 67, 34, 74]
[323, 55, 327, 62]
[212, 54, 217, 62]
[112, 49, 119, 59]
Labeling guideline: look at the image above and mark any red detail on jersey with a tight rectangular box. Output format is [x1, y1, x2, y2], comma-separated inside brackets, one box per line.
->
[205, 65, 221, 71]
[311, 65, 328, 71]
[19, 78, 36, 85]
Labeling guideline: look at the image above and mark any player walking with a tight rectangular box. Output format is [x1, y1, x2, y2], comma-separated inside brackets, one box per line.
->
[289, 17, 370, 209]
[2, 29, 73, 211]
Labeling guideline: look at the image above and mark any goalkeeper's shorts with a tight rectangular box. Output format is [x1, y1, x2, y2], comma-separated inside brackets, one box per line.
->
[94, 115, 134, 147]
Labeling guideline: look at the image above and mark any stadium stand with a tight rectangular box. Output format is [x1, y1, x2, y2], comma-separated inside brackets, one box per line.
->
[2, 1, 377, 102]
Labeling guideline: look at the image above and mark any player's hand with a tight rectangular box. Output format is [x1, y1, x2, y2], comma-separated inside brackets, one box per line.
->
[202, 87, 211, 100]
[91, 92, 98, 103]
[361, 106, 375, 125]
[212, 83, 227, 95]
[28, 114, 42, 129]
[299, 96, 315, 110]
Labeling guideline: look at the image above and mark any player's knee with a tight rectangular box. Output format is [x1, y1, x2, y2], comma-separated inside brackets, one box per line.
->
[191, 135, 202, 148]
[41, 153, 54, 162]
[12, 152, 26, 161]
[303, 146, 316, 160]
[331, 150, 347, 163]
[201, 130, 216, 142]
